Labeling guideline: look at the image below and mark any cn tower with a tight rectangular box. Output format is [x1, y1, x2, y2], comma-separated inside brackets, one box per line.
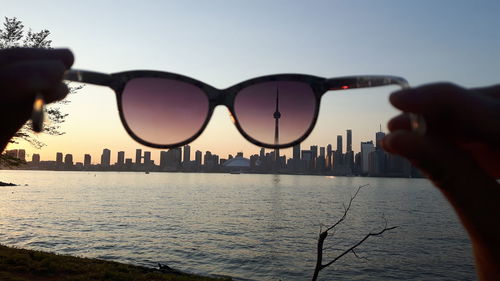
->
[273, 85, 281, 162]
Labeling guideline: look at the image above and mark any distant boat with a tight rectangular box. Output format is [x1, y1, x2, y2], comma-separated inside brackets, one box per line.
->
[145, 171, 150, 174]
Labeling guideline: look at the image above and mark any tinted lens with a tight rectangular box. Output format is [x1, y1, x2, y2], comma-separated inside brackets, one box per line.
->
[234, 81, 316, 146]
[121, 78, 209, 146]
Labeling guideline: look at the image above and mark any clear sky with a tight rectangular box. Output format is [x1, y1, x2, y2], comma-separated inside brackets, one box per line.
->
[3, 0, 500, 164]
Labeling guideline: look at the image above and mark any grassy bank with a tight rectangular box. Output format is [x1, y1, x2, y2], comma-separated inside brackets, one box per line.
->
[0, 245, 231, 281]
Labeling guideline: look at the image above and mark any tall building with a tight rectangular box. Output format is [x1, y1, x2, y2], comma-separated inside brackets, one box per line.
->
[336, 135, 343, 155]
[84, 154, 91, 166]
[101, 149, 111, 166]
[375, 126, 386, 150]
[56, 152, 63, 164]
[183, 145, 191, 163]
[135, 149, 142, 165]
[360, 141, 374, 175]
[32, 154, 40, 163]
[346, 129, 352, 152]
[144, 151, 152, 167]
[159, 151, 168, 170]
[326, 144, 333, 169]
[260, 147, 265, 159]
[64, 154, 73, 166]
[195, 150, 202, 166]
[310, 145, 318, 169]
[117, 151, 125, 165]
[293, 143, 301, 160]
[166, 148, 181, 169]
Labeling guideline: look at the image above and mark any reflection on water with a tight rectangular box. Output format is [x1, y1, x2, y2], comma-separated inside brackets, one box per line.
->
[0, 171, 475, 280]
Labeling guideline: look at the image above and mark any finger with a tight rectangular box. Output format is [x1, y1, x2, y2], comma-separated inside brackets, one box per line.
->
[471, 84, 500, 98]
[0, 60, 66, 102]
[0, 48, 74, 69]
[381, 130, 497, 191]
[389, 83, 500, 142]
[387, 114, 412, 132]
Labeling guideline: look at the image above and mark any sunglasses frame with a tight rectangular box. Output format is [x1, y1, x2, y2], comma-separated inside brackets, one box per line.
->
[64, 70, 409, 149]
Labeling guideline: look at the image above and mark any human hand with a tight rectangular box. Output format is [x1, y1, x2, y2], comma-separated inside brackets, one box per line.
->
[382, 83, 500, 281]
[0, 48, 73, 151]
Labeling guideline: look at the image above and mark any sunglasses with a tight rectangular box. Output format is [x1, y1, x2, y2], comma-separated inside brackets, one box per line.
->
[41, 70, 410, 149]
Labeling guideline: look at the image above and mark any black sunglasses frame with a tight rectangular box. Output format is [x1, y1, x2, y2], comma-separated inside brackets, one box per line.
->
[64, 70, 409, 149]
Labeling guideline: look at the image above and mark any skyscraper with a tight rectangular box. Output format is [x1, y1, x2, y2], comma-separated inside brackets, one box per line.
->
[32, 154, 40, 163]
[360, 141, 374, 175]
[64, 154, 73, 166]
[346, 129, 352, 152]
[117, 151, 125, 165]
[327, 144, 333, 169]
[183, 145, 191, 163]
[195, 150, 202, 166]
[375, 126, 386, 150]
[84, 154, 91, 166]
[56, 152, 63, 164]
[293, 143, 301, 160]
[135, 149, 142, 165]
[310, 145, 318, 169]
[101, 149, 111, 166]
[336, 135, 343, 155]
[144, 151, 151, 167]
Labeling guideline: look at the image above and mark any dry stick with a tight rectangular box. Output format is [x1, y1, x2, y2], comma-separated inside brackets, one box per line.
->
[311, 184, 397, 281]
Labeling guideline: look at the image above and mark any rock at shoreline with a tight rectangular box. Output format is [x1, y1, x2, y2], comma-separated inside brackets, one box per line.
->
[0, 181, 17, 186]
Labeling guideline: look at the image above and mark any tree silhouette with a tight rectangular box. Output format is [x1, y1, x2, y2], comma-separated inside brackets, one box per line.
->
[312, 184, 397, 281]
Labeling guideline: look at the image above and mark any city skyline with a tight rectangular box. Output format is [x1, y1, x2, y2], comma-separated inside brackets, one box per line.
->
[5, 126, 418, 178]
[8, 126, 385, 165]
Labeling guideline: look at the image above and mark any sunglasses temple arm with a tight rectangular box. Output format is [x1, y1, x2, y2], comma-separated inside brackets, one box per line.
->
[326, 75, 410, 90]
[64, 69, 113, 86]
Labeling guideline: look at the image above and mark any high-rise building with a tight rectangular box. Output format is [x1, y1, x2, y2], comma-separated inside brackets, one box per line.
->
[260, 148, 265, 159]
[326, 144, 333, 169]
[375, 127, 386, 150]
[32, 154, 40, 163]
[360, 141, 374, 175]
[336, 135, 343, 155]
[310, 145, 318, 169]
[56, 152, 63, 164]
[101, 149, 111, 166]
[293, 143, 301, 160]
[135, 149, 142, 165]
[64, 154, 73, 166]
[159, 151, 168, 170]
[165, 148, 181, 170]
[346, 129, 352, 152]
[84, 154, 91, 166]
[117, 151, 125, 165]
[144, 151, 152, 167]
[183, 145, 190, 163]
[195, 150, 202, 166]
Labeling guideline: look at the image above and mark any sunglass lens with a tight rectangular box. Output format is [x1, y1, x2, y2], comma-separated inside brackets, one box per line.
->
[121, 77, 209, 146]
[234, 81, 317, 147]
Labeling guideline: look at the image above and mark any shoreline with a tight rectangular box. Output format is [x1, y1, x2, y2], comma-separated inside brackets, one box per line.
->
[0, 244, 231, 281]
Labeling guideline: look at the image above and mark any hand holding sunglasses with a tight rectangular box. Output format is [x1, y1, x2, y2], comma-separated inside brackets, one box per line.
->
[52, 69, 421, 149]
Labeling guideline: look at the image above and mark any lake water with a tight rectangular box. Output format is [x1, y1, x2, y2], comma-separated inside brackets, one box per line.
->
[0, 170, 476, 280]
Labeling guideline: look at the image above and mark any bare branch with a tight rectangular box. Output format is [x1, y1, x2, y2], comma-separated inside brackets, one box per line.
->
[325, 184, 368, 232]
[321, 225, 398, 269]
